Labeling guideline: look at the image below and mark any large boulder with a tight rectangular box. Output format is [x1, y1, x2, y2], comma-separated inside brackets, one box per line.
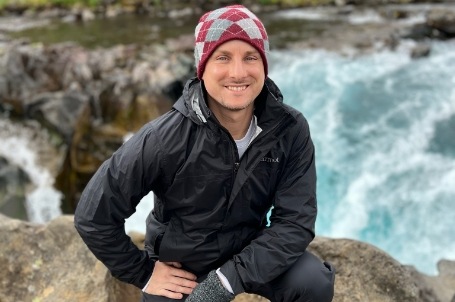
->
[0, 214, 140, 302]
[308, 237, 440, 302]
[1, 214, 453, 302]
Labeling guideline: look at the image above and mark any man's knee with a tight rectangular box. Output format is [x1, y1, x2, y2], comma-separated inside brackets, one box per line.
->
[305, 261, 335, 302]
[280, 252, 335, 302]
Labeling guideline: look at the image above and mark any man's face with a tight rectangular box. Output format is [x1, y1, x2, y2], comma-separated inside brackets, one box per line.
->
[202, 39, 265, 113]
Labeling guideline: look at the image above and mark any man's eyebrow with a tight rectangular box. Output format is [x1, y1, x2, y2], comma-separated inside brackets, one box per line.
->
[213, 49, 260, 55]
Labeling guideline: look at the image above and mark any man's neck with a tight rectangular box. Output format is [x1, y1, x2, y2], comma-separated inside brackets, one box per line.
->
[211, 106, 254, 140]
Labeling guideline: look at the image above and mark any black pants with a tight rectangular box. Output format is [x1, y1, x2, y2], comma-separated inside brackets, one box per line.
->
[142, 251, 335, 302]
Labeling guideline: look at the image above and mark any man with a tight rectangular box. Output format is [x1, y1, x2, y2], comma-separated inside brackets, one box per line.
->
[74, 4, 335, 302]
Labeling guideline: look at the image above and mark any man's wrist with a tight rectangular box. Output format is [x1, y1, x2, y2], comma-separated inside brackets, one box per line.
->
[216, 268, 234, 294]
[142, 275, 152, 292]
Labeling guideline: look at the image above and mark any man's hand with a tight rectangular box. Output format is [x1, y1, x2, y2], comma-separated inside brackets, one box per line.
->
[144, 261, 198, 299]
[185, 270, 234, 302]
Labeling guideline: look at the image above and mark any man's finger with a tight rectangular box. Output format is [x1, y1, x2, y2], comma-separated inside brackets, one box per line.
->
[170, 267, 197, 280]
[174, 277, 198, 289]
[165, 283, 196, 295]
[157, 288, 184, 300]
[166, 262, 182, 268]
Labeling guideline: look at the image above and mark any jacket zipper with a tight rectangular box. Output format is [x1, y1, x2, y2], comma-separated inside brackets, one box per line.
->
[234, 162, 240, 173]
[213, 120, 240, 175]
[221, 130, 240, 190]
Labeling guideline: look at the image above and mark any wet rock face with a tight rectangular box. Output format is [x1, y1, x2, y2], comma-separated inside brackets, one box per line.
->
[404, 8, 455, 40]
[427, 9, 455, 37]
[0, 41, 194, 213]
[26, 91, 92, 144]
[0, 157, 30, 220]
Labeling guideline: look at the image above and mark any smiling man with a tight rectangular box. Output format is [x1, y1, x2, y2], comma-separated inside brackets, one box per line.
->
[74, 4, 335, 302]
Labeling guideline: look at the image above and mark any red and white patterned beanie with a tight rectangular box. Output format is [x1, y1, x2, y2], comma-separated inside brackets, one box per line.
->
[194, 4, 269, 79]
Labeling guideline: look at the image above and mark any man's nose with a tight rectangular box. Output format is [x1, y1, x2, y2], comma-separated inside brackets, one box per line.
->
[229, 58, 247, 78]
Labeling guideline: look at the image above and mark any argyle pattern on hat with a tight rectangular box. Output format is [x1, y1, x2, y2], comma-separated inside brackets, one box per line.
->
[194, 5, 269, 79]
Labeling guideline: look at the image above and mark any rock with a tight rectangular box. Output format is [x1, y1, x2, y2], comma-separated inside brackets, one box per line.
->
[234, 294, 269, 301]
[427, 8, 455, 38]
[308, 237, 439, 302]
[402, 14, 453, 41]
[438, 259, 455, 277]
[416, 259, 455, 302]
[403, 23, 435, 40]
[411, 43, 431, 59]
[0, 214, 141, 302]
[1, 214, 448, 302]
[0, 157, 30, 220]
[25, 91, 92, 144]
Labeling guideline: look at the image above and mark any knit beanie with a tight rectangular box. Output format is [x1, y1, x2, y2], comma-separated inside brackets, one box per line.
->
[194, 5, 269, 79]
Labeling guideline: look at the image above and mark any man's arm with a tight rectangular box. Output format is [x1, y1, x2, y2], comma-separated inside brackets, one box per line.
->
[220, 115, 317, 294]
[74, 125, 162, 288]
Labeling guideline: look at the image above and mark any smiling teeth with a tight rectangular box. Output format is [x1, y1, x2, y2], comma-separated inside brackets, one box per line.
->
[227, 86, 247, 91]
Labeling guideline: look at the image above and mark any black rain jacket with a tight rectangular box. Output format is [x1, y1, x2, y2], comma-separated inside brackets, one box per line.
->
[74, 77, 317, 294]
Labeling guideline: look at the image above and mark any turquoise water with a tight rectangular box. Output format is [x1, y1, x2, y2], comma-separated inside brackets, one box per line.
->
[269, 40, 455, 275]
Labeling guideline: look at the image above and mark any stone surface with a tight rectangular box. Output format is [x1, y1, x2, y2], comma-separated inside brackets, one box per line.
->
[1, 214, 453, 302]
[418, 260, 455, 302]
[0, 214, 140, 302]
[427, 8, 455, 37]
[307, 237, 439, 302]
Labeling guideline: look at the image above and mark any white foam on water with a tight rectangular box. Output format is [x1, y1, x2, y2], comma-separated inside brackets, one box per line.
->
[269, 40, 455, 274]
[125, 190, 154, 235]
[0, 119, 62, 223]
[272, 8, 338, 21]
[347, 9, 384, 24]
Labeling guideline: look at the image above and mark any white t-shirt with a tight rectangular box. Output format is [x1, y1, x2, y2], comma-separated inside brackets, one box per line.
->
[235, 115, 260, 159]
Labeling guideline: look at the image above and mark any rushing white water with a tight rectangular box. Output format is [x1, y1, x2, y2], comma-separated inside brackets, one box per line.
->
[0, 119, 62, 223]
[269, 39, 455, 275]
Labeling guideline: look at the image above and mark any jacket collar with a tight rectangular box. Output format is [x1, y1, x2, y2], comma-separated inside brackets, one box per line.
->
[173, 77, 291, 130]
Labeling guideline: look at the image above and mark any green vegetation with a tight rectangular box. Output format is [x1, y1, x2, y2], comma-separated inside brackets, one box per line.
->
[0, 0, 99, 10]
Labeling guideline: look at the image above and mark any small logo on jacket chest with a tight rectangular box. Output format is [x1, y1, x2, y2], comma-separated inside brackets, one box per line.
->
[261, 157, 279, 163]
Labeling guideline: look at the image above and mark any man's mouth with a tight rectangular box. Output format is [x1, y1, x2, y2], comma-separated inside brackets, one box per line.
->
[226, 85, 248, 92]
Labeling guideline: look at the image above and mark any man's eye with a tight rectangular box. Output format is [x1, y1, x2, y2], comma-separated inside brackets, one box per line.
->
[245, 56, 258, 61]
[217, 56, 229, 61]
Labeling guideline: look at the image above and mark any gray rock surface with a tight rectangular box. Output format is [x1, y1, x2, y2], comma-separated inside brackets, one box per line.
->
[1, 214, 454, 302]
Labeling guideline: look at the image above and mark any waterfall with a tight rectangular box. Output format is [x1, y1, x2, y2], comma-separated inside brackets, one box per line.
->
[0, 119, 62, 223]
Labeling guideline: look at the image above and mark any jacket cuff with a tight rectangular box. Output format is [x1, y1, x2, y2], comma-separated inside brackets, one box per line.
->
[132, 258, 155, 289]
[220, 260, 245, 295]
